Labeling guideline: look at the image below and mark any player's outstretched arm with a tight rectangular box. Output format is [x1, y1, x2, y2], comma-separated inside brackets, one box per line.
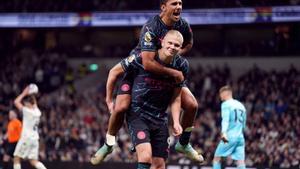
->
[171, 87, 183, 136]
[106, 63, 125, 112]
[141, 51, 184, 83]
[14, 86, 29, 111]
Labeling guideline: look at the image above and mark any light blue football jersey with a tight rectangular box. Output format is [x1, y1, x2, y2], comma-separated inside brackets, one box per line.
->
[221, 98, 246, 139]
[214, 98, 247, 160]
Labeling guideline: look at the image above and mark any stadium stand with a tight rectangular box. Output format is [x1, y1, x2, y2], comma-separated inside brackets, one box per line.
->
[0, 0, 298, 12]
[0, 1, 299, 167]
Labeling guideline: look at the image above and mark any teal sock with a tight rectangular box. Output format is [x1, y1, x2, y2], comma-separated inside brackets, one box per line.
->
[104, 142, 113, 148]
[179, 131, 191, 146]
[238, 164, 246, 169]
[137, 162, 151, 169]
[213, 161, 221, 169]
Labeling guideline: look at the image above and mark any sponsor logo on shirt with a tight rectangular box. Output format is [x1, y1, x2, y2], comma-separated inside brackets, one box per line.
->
[143, 42, 153, 46]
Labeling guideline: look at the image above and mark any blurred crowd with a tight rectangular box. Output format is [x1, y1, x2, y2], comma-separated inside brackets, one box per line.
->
[185, 65, 300, 167]
[1, 57, 299, 168]
[1, 24, 300, 60]
[0, 46, 94, 108]
[0, 48, 67, 106]
[0, 0, 299, 12]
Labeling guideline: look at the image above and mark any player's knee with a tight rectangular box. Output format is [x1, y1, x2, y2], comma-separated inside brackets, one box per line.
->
[183, 98, 198, 114]
[138, 152, 152, 164]
[190, 98, 198, 112]
[115, 100, 131, 113]
[151, 163, 165, 169]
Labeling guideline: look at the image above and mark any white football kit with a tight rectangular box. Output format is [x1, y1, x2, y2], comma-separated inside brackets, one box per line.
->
[14, 106, 41, 160]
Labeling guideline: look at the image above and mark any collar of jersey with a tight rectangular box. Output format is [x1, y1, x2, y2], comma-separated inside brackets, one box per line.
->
[157, 15, 176, 29]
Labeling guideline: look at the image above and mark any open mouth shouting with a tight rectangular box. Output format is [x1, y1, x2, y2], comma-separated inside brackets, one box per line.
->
[173, 11, 181, 19]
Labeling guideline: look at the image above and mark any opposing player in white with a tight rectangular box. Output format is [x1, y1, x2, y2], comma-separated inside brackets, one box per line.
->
[13, 85, 47, 169]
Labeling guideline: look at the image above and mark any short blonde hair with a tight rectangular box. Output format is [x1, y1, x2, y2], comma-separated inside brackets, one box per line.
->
[219, 85, 232, 94]
[164, 30, 184, 45]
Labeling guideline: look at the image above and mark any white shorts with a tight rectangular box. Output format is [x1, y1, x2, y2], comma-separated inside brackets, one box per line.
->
[14, 137, 39, 160]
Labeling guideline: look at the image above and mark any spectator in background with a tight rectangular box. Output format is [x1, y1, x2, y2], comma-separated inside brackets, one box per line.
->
[2, 110, 22, 169]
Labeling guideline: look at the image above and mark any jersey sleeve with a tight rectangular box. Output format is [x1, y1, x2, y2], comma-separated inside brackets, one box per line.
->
[243, 108, 247, 130]
[181, 20, 193, 48]
[178, 58, 189, 86]
[120, 54, 139, 72]
[139, 23, 159, 52]
[221, 102, 230, 134]
[181, 58, 189, 80]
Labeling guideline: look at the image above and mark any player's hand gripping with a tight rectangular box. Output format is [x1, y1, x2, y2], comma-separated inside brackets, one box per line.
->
[221, 133, 229, 143]
[22, 86, 30, 95]
[172, 122, 183, 136]
[172, 69, 184, 84]
[106, 100, 114, 114]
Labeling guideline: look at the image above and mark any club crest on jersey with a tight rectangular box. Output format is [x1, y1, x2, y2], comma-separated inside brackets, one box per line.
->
[121, 84, 130, 92]
[137, 131, 146, 140]
[144, 31, 152, 42]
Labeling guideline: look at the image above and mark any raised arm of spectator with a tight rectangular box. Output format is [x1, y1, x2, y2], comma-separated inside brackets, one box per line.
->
[14, 86, 29, 111]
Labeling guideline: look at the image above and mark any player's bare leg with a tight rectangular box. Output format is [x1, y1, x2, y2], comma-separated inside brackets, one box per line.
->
[29, 159, 47, 169]
[212, 156, 221, 169]
[236, 160, 246, 169]
[136, 143, 152, 169]
[175, 87, 204, 163]
[151, 157, 165, 169]
[91, 94, 131, 165]
[108, 94, 131, 135]
[13, 156, 21, 169]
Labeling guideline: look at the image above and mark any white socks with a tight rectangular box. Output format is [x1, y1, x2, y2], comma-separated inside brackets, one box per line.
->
[14, 161, 46, 169]
[106, 133, 116, 146]
[13, 163, 21, 169]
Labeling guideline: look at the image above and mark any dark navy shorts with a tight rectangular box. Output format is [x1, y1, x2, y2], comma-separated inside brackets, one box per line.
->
[127, 117, 169, 159]
[5, 142, 17, 157]
[117, 72, 134, 95]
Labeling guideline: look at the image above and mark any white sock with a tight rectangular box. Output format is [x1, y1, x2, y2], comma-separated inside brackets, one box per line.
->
[34, 162, 47, 169]
[14, 163, 21, 169]
[106, 133, 116, 146]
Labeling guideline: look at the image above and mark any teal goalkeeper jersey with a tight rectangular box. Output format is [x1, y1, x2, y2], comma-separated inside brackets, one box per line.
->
[221, 99, 247, 139]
